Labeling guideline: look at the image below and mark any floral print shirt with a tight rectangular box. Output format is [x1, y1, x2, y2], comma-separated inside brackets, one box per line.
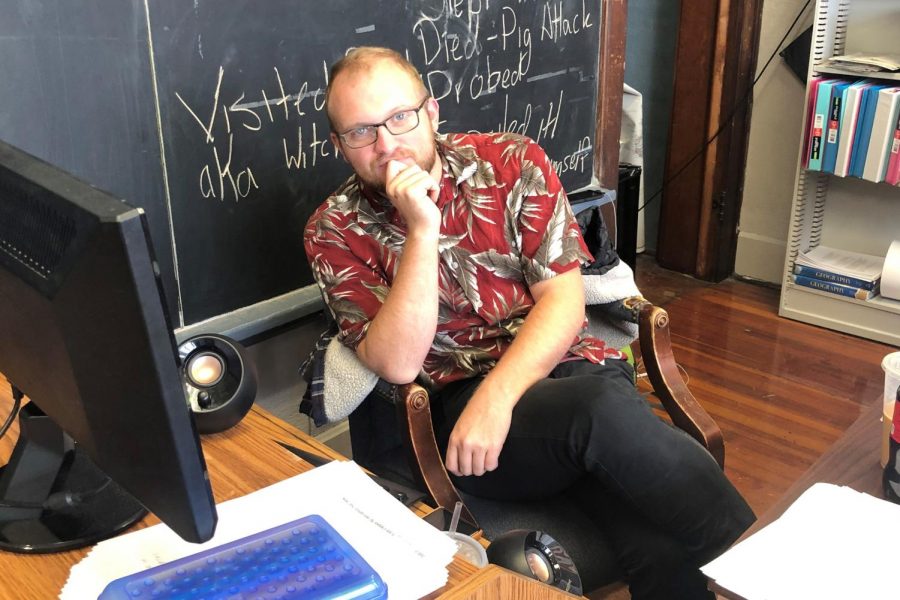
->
[304, 132, 623, 388]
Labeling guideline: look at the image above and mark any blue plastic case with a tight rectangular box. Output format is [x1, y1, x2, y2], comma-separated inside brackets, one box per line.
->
[99, 514, 387, 599]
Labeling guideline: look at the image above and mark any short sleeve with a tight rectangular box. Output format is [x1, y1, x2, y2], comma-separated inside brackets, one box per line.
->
[509, 139, 594, 286]
[303, 195, 391, 349]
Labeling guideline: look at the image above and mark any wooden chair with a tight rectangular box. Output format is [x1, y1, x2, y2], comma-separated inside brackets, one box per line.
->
[326, 189, 722, 592]
[347, 297, 724, 592]
[396, 298, 723, 518]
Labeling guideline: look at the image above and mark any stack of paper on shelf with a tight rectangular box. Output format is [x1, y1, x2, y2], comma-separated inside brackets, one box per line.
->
[793, 245, 884, 300]
[821, 53, 900, 74]
[62, 460, 458, 600]
[702, 483, 900, 600]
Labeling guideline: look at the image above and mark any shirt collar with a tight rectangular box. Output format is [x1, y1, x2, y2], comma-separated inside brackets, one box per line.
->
[437, 133, 479, 187]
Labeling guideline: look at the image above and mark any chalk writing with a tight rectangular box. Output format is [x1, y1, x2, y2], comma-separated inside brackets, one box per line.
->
[172, 0, 598, 205]
[176, 62, 339, 201]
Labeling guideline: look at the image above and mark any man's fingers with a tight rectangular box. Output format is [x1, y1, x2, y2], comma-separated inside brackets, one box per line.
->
[484, 449, 500, 473]
[471, 451, 486, 477]
[385, 159, 405, 181]
[445, 444, 459, 476]
[456, 446, 473, 477]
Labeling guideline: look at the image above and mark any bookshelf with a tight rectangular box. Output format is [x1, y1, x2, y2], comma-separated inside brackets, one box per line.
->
[779, 0, 900, 346]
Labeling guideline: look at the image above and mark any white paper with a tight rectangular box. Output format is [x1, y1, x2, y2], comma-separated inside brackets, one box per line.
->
[880, 240, 900, 301]
[795, 245, 885, 281]
[702, 483, 900, 600]
[824, 53, 900, 72]
[61, 460, 457, 600]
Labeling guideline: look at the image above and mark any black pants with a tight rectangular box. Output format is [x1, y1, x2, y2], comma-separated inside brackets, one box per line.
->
[431, 359, 755, 600]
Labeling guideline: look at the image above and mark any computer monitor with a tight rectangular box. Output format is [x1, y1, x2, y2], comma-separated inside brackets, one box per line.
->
[0, 139, 217, 553]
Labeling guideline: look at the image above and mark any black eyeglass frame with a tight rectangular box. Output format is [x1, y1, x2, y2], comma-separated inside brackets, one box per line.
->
[336, 97, 431, 149]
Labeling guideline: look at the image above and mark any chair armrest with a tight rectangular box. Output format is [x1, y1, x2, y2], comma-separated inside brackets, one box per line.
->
[636, 302, 725, 469]
[395, 383, 479, 529]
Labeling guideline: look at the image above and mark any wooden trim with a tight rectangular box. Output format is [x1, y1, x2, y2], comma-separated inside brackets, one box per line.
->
[697, 0, 731, 275]
[707, 0, 764, 279]
[658, 0, 718, 274]
[594, 0, 626, 190]
[658, 0, 764, 281]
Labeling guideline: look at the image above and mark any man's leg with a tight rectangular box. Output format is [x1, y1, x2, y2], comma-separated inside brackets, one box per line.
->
[432, 359, 754, 570]
[569, 476, 716, 599]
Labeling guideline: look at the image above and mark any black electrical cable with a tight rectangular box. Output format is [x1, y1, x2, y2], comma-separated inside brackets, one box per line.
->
[1, 383, 113, 510]
[637, 0, 813, 213]
[0, 384, 23, 440]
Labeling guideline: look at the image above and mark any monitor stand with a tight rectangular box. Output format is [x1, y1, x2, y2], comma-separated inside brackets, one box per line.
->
[0, 402, 147, 553]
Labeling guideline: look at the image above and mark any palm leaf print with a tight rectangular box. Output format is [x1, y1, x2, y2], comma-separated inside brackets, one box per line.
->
[361, 280, 390, 304]
[469, 250, 521, 280]
[442, 246, 483, 312]
[533, 192, 569, 267]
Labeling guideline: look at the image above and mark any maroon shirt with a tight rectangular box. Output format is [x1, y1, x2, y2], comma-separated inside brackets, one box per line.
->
[304, 132, 624, 388]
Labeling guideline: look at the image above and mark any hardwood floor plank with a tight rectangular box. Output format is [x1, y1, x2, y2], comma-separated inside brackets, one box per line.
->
[634, 256, 895, 517]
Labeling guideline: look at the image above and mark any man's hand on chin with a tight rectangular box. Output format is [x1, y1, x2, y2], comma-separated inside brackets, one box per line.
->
[385, 160, 441, 232]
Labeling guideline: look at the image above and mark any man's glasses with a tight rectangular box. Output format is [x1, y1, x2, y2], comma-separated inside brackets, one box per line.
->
[337, 97, 430, 149]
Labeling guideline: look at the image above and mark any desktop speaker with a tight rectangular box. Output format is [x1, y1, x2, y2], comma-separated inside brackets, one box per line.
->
[486, 529, 582, 596]
[177, 334, 257, 434]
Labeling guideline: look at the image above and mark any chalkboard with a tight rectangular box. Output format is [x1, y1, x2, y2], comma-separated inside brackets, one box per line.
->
[1, 0, 605, 331]
[0, 1, 179, 321]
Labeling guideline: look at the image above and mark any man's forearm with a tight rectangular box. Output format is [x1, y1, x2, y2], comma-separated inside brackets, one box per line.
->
[357, 231, 440, 383]
[472, 269, 586, 411]
[443, 269, 586, 476]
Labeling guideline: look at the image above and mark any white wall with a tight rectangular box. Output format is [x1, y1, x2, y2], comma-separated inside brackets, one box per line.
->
[735, 0, 813, 283]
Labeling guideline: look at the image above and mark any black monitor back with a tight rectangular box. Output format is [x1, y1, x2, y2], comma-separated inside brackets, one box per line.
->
[0, 139, 216, 544]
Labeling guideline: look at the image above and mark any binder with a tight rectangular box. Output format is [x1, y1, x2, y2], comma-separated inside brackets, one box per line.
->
[822, 81, 852, 173]
[803, 78, 834, 168]
[886, 115, 900, 185]
[862, 87, 900, 182]
[808, 79, 839, 171]
[849, 83, 889, 178]
[834, 80, 872, 177]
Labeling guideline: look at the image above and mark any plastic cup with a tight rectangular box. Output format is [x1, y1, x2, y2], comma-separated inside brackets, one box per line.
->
[445, 531, 488, 568]
[880, 352, 900, 467]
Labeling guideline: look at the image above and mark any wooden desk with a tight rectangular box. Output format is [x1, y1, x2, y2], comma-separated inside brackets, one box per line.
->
[0, 382, 479, 599]
[709, 399, 885, 599]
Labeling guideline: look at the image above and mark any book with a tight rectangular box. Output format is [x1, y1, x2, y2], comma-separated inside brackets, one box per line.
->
[795, 245, 885, 281]
[822, 81, 852, 173]
[808, 79, 839, 171]
[885, 109, 900, 185]
[792, 274, 879, 300]
[849, 83, 889, 178]
[792, 264, 879, 290]
[834, 80, 872, 177]
[862, 87, 900, 182]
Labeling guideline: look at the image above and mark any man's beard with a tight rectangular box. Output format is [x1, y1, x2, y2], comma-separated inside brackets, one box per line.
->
[360, 145, 439, 195]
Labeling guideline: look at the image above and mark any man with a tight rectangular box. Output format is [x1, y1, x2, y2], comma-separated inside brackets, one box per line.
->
[304, 46, 754, 599]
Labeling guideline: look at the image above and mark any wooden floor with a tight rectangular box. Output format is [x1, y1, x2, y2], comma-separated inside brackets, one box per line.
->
[631, 255, 894, 516]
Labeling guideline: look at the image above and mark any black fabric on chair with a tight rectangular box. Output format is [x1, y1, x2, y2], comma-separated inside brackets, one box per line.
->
[347, 389, 623, 592]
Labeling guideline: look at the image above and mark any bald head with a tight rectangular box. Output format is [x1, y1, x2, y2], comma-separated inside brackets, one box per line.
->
[325, 47, 428, 129]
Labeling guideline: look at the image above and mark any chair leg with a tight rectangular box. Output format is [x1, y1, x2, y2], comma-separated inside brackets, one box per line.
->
[395, 383, 479, 529]
[637, 303, 725, 469]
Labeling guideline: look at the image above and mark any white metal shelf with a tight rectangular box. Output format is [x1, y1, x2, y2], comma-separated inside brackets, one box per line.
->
[780, 284, 900, 346]
[778, 0, 900, 347]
